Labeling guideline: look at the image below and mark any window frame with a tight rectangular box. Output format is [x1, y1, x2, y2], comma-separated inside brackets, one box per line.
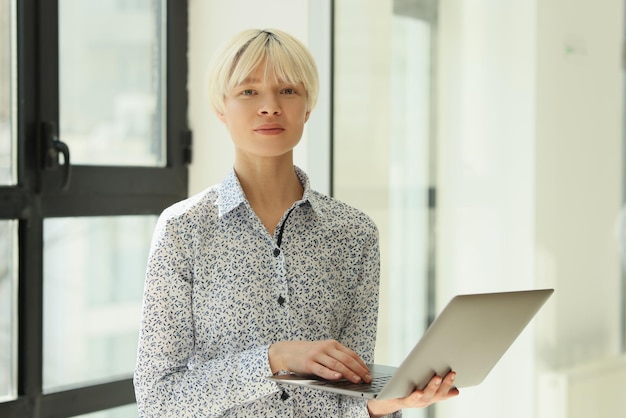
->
[0, 0, 189, 416]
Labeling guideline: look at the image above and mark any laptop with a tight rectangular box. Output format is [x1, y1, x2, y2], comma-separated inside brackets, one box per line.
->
[267, 288, 554, 400]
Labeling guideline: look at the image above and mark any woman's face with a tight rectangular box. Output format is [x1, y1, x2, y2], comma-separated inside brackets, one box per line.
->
[217, 62, 310, 161]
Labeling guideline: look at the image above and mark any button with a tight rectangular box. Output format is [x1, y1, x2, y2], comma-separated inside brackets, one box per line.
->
[273, 248, 281, 257]
[277, 295, 285, 306]
[280, 390, 290, 401]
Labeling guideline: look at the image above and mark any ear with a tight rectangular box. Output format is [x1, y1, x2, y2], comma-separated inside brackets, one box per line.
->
[216, 111, 227, 124]
[304, 111, 311, 123]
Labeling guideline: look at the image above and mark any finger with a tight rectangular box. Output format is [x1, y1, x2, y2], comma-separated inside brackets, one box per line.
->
[315, 351, 369, 383]
[437, 372, 459, 399]
[329, 344, 371, 382]
[332, 342, 368, 368]
[307, 353, 360, 381]
[441, 371, 456, 389]
[310, 341, 370, 383]
[421, 375, 444, 402]
[427, 372, 458, 401]
[309, 360, 344, 380]
[400, 373, 459, 409]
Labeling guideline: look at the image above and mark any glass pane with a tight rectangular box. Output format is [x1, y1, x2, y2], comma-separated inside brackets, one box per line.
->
[59, 0, 166, 166]
[0, 220, 17, 401]
[0, 0, 16, 185]
[387, 15, 432, 359]
[334, 2, 433, 418]
[43, 215, 156, 392]
[334, 2, 432, 344]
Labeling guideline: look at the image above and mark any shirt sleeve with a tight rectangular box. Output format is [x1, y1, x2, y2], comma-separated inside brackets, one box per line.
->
[335, 223, 402, 418]
[133, 212, 278, 417]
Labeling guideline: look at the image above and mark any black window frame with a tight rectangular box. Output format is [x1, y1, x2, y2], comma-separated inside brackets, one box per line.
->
[0, 0, 189, 416]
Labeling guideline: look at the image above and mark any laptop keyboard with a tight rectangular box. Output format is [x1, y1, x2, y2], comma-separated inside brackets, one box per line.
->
[315, 374, 392, 393]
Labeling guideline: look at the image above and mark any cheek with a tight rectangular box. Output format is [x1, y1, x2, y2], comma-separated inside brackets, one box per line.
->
[222, 97, 249, 117]
[221, 104, 249, 127]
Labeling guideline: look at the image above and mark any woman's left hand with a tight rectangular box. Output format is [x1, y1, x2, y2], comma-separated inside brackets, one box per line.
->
[366, 371, 459, 417]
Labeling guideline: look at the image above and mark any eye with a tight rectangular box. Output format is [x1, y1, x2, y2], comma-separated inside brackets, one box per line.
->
[241, 89, 256, 96]
[282, 87, 296, 95]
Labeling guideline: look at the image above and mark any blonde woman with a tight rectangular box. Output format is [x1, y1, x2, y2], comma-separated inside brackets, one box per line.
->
[134, 28, 457, 417]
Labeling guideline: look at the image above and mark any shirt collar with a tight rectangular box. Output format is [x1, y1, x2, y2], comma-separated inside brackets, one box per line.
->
[216, 166, 320, 217]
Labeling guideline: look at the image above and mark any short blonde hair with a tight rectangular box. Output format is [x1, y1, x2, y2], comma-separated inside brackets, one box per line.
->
[207, 29, 319, 114]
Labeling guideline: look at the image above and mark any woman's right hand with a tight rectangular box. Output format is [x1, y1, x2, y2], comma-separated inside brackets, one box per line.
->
[269, 339, 372, 384]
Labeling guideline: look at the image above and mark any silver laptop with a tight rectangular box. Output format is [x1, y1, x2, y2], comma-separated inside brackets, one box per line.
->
[267, 288, 554, 400]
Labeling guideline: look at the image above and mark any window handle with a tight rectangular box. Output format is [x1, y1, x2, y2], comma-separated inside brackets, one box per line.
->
[41, 121, 71, 191]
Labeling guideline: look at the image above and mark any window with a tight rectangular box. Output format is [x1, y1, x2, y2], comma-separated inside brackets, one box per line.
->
[0, 1, 188, 416]
[0, 0, 17, 404]
[333, 2, 437, 417]
[334, 1, 626, 418]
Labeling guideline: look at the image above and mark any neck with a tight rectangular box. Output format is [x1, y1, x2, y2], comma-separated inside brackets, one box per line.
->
[234, 155, 304, 226]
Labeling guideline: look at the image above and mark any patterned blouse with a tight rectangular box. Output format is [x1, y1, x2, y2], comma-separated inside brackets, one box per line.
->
[134, 166, 393, 417]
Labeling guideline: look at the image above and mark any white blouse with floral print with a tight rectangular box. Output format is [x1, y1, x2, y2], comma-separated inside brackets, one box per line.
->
[134, 167, 398, 417]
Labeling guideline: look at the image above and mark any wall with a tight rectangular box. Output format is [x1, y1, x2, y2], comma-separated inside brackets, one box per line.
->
[535, 0, 623, 367]
[436, 1, 537, 416]
[534, 0, 624, 414]
[436, 0, 624, 417]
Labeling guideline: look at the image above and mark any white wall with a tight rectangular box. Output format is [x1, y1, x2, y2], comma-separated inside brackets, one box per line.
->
[534, 1, 624, 414]
[436, 0, 624, 417]
[436, 1, 537, 416]
[187, 0, 331, 195]
[535, 0, 623, 367]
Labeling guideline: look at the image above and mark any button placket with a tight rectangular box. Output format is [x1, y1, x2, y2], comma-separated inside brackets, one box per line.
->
[273, 245, 289, 308]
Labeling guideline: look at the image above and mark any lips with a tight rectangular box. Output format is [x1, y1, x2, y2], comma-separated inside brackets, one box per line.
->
[254, 124, 285, 135]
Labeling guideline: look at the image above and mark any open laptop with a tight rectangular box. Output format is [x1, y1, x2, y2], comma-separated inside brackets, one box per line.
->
[267, 288, 554, 400]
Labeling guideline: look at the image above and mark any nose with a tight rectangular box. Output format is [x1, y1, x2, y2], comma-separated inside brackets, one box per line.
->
[258, 94, 281, 116]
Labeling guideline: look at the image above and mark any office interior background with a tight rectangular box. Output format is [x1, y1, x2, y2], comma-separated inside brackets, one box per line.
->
[0, 0, 624, 417]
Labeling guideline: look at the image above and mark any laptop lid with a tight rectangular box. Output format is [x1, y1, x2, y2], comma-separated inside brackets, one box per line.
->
[267, 288, 554, 400]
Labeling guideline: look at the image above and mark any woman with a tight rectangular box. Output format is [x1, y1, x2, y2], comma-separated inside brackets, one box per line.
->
[134, 28, 458, 417]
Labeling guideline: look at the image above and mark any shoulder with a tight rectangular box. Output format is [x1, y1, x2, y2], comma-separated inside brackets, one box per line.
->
[308, 190, 379, 238]
[157, 185, 220, 231]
